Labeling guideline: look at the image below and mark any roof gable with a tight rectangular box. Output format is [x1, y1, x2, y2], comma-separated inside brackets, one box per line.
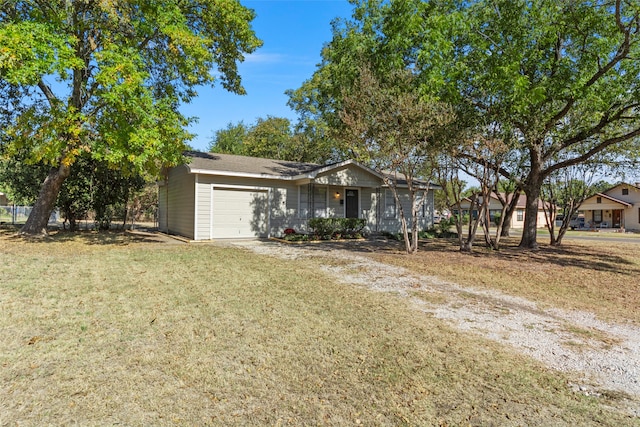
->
[602, 182, 640, 200]
[583, 192, 632, 207]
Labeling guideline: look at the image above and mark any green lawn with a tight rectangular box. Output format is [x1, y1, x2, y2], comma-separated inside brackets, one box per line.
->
[0, 228, 636, 425]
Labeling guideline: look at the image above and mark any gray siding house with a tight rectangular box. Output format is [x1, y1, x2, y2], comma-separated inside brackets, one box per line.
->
[158, 152, 437, 240]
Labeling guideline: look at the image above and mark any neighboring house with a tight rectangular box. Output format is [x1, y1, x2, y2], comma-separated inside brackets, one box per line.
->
[457, 192, 553, 229]
[0, 192, 8, 206]
[158, 152, 438, 240]
[578, 183, 640, 231]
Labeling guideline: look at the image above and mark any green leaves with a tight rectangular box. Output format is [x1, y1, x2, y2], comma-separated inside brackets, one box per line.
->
[0, 21, 81, 85]
[0, 1, 262, 232]
[0, 0, 261, 174]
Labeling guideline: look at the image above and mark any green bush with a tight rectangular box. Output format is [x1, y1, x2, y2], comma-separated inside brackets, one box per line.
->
[308, 218, 366, 240]
[282, 233, 309, 242]
[438, 216, 456, 235]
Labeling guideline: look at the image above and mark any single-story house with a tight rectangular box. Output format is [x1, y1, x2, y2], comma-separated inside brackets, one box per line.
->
[578, 183, 640, 231]
[457, 192, 553, 228]
[158, 152, 438, 240]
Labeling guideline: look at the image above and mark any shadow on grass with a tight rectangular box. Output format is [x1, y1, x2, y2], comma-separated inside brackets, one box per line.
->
[0, 225, 172, 246]
[280, 236, 640, 276]
[417, 237, 640, 276]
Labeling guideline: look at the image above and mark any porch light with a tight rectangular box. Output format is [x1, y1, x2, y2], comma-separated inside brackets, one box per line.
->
[334, 191, 341, 199]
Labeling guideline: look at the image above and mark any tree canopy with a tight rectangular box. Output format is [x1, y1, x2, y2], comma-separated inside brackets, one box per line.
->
[290, 0, 640, 249]
[0, 0, 262, 234]
[209, 115, 338, 164]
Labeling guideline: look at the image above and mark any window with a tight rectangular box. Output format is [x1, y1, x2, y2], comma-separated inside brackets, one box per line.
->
[594, 210, 602, 223]
[298, 185, 309, 219]
[415, 192, 428, 217]
[313, 186, 327, 218]
[623, 188, 629, 195]
[596, 197, 602, 204]
[516, 209, 524, 221]
[384, 189, 396, 218]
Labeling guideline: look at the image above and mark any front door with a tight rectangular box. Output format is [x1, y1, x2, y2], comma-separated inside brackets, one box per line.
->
[613, 210, 622, 228]
[345, 189, 359, 218]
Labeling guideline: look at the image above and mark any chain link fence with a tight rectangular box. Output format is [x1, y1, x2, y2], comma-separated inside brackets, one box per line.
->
[0, 206, 59, 225]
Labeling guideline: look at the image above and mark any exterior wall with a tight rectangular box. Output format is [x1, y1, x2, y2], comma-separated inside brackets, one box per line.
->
[459, 200, 548, 229]
[623, 206, 640, 231]
[163, 165, 195, 239]
[314, 165, 381, 188]
[194, 174, 305, 239]
[163, 165, 436, 240]
[579, 206, 640, 230]
[158, 182, 168, 232]
[604, 184, 640, 205]
[577, 184, 640, 230]
[377, 188, 433, 233]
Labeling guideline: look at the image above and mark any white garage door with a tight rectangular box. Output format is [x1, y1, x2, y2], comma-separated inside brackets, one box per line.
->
[212, 188, 268, 238]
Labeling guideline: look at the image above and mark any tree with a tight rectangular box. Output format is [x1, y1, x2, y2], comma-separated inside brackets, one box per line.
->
[291, 0, 640, 250]
[243, 116, 294, 160]
[541, 160, 618, 246]
[450, 0, 640, 249]
[0, 1, 262, 235]
[338, 65, 452, 254]
[209, 116, 339, 164]
[210, 121, 248, 155]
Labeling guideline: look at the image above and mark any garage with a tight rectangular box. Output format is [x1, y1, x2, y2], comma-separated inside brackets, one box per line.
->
[212, 188, 268, 238]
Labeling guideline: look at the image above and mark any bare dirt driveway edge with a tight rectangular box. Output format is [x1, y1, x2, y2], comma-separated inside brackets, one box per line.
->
[227, 239, 640, 418]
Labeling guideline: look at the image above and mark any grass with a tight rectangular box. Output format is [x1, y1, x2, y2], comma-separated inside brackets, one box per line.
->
[0, 228, 637, 426]
[369, 237, 640, 325]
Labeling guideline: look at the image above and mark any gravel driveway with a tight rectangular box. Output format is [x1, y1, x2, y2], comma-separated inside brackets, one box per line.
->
[228, 239, 640, 417]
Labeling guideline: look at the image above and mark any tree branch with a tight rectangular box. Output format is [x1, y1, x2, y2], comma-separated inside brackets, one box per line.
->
[37, 80, 57, 107]
[542, 1, 634, 133]
[546, 126, 640, 175]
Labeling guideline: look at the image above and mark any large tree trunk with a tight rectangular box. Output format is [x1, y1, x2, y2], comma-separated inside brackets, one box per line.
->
[21, 164, 71, 235]
[519, 184, 541, 249]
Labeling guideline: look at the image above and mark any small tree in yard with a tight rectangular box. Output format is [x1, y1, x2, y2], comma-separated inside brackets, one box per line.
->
[337, 65, 453, 254]
[436, 155, 484, 252]
[452, 132, 512, 251]
[541, 161, 616, 246]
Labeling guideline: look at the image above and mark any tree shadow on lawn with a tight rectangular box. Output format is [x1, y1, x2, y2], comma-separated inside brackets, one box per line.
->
[0, 225, 171, 246]
[417, 238, 640, 277]
[290, 236, 640, 277]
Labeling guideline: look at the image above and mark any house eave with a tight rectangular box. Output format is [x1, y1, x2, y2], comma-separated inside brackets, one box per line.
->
[188, 168, 303, 181]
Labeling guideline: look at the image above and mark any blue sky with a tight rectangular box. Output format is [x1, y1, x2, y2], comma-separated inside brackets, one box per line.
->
[181, 0, 354, 152]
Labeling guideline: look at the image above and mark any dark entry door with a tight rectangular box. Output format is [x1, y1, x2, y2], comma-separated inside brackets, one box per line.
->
[345, 189, 359, 218]
[613, 210, 621, 228]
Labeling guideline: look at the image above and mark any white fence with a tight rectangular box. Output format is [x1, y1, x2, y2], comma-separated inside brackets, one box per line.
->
[0, 206, 59, 225]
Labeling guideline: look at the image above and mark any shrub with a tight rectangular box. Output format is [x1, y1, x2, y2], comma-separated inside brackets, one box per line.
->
[437, 216, 456, 235]
[282, 233, 308, 242]
[308, 218, 366, 240]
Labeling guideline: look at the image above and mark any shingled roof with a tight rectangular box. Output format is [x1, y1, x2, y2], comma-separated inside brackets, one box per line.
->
[183, 151, 437, 188]
[185, 151, 323, 177]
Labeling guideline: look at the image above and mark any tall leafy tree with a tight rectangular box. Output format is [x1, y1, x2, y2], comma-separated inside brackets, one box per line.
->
[0, 1, 261, 235]
[210, 121, 248, 155]
[451, 0, 640, 249]
[209, 116, 338, 163]
[291, 0, 640, 250]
